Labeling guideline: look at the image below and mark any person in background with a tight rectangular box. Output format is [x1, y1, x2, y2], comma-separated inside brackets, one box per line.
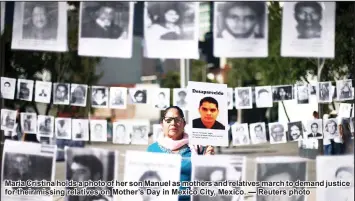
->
[322, 114, 333, 155]
[338, 114, 353, 154]
[147, 106, 214, 201]
[329, 111, 346, 155]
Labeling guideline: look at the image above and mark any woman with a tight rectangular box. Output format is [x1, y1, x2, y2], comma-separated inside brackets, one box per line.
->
[147, 106, 214, 201]
[133, 90, 147, 103]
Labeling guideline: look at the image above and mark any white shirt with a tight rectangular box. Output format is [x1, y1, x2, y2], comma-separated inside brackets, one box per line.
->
[323, 138, 331, 145]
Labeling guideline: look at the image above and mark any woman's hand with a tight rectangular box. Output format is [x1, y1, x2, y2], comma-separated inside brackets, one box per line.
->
[204, 146, 215, 155]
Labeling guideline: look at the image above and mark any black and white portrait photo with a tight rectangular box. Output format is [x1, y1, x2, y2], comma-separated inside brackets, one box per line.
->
[131, 124, 149, 145]
[34, 81, 52, 103]
[317, 81, 332, 103]
[144, 2, 199, 59]
[1, 77, 16, 100]
[128, 88, 148, 104]
[323, 118, 339, 139]
[53, 83, 70, 105]
[235, 87, 252, 109]
[227, 88, 234, 110]
[256, 157, 307, 201]
[306, 119, 323, 139]
[152, 124, 164, 142]
[231, 123, 250, 145]
[0, 109, 17, 131]
[16, 79, 34, 101]
[113, 121, 131, 144]
[65, 147, 117, 201]
[272, 85, 293, 102]
[11, 2, 67, 52]
[37, 115, 54, 137]
[255, 86, 273, 108]
[71, 119, 89, 141]
[91, 86, 109, 108]
[173, 88, 187, 110]
[249, 122, 267, 144]
[109, 87, 127, 109]
[70, 84, 88, 107]
[79, 2, 134, 58]
[337, 79, 353, 101]
[287, 121, 304, 141]
[281, 2, 336, 58]
[268, 123, 287, 144]
[213, 2, 268, 58]
[153, 88, 170, 110]
[317, 155, 354, 201]
[55, 117, 71, 140]
[20, 112, 37, 134]
[90, 120, 107, 142]
[296, 84, 309, 104]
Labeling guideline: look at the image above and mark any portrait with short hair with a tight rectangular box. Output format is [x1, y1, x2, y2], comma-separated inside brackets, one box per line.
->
[317, 81, 332, 103]
[90, 120, 108, 142]
[55, 117, 72, 140]
[1, 77, 16, 100]
[192, 96, 226, 130]
[272, 85, 293, 102]
[153, 88, 170, 110]
[113, 121, 131, 144]
[249, 122, 267, 144]
[53, 83, 70, 105]
[323, 118, 339, 139]
[268, 123, 287, 144]
[70, 84, 88, 107]
[255, 86, 273, 108]
[37, 115, 54, 138]
[287, 121, 304, 141]
[173, 88, 188, 110]
[306, 119, 323, 139]
[109, 87, 127, 109]
[131, 124, 149, 145]
[0, 109, 17, 131]
[296, 84, 309, 104]
[20, 112, 37, 134]
[35, 81, 52, 104]
[128, 88, 148, 104]
[231, 123, 250, 146]
[16, 79, 34, 101]
[91, 86, 109, 108]
[235, 87, 253, 109]
[71, 119, 89, 141]
[336, 79, 353, 101]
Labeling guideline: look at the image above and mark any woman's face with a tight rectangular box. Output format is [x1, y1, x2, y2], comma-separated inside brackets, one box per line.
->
[135, 92, 144, 102]
[164, 9, 180, 23]
[161, 108, 185, 140]
[95, 90, 104, 100]
[32, 6, 47, 28]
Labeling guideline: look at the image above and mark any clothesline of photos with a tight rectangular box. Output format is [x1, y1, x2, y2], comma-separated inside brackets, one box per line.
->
[1, 77, 354, 111]
[2, 2, 338, 59]
[1, 140, 354, 201]
[1, 108, 354, 146]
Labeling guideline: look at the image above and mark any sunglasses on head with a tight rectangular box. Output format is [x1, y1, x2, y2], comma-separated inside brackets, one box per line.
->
[164, 117, 183, 124]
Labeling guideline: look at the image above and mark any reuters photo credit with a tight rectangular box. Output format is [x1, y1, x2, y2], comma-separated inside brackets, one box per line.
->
[187, 81, 228, 146]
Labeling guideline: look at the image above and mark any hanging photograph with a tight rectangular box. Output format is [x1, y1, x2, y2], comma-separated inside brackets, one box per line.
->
[296, 84, 309, 104]
[323, 118, 339, 139]
[109, 87, 127, 109]
[112, 120, 131, 144]
[231, 123, 250, 146]
[317, 81, 332, 103]
[79, 2, 134, 58]
[152, 88, 170, 110]
[91, 86, 109, 108]
[143, 2, 199, 59]
[53, 83, 70, 105]
[128, 88, 149, 104]
[37, 115, 54, 138]
[268, 122, 287, 144]
[71, 119, 89, 141]
[1, 109, 17, 131]
[70, 84, 88, 107]
[173, 88, 188, 110]
[16, 79, 34, 101]
[227, 88, 234, 110]
[90, 119, 107, 142]
[305, 119, 323, 140]
[256, 157, 307, 201]
[65, 147, 117, 201]
[249, 122, 267, 144]
[152, 124, 164, 142]
[55, 117, 72, 140]
[187, 81, 228, 146]
[235, 87, 252, 109]
[20, 112, 37, 134]
[11, 2, 67, 52]
[213, 2, 268, 58]
[281, 2, 336, 58]
[130, 120, 150, 145]
[271, 85, 293, 102]
[1, 140, 56, 201]
[1, 2, 4, 35]
[255, 86, 272, 108]
[1, 77, 16, 100]
[338, 103, 352, 118]
[336, 79, 353, 101]
[287, 121, 304, 141]
[34, 81, 52, 103]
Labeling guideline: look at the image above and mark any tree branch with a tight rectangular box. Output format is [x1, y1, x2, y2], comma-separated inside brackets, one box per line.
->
[281, 101, 291, 122]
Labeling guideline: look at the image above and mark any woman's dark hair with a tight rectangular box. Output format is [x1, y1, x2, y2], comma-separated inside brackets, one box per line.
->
[161, 106, 185, 123]
[147, 2, 186, 26]
[139, 170, 161, 181]
[133, 90, 146, 102]
[335, 166, 354, 177]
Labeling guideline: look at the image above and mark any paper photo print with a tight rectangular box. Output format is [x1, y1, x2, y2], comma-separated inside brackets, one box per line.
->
[213, 2, 268, 58]
[152, 88, 170, 110]
[90, 120, 108, 142]
[323, 118, 339, 139]
[281, 2, 336, 58]
[70, 84, 88, 107]
[71, 119, 89, 141]
[123, 151, 181, 201]
[3, 124, 18, 138]
[109, 87, 127, 109]
[231, 123, 250, 146]
[152, 124, 164, 142]
[287, 121, 304, 141]
[272, 85, 293, 102]
[16, 79, 34, 101]
[91, 86, 109, 108]
[187, 81, 228, 146]
[131, 120, 150, 145]
[65, 147, 117, 201]
[173, 88, 188, 110]
[112, 120, 131, 144]
[317, 81, 332, 103]
[34, 81, 52, 103]
[192, 155, 246, 201]
[255, 86, 272, 108]
[316, 155, 353, 201]
[249, 122, 267, 144]
[1, 109, 17, 131]
[128, 88, 148, 104]
[20, 112, 37, 134]
[227, 88, 234, 110]
[268, 122, 287, 144]
[143, 2, 199, 59]
[235, 87, 253, 109]
[11, 2, 67, 52]
[53, 83, 70, 105]
[1, 77, 16, 100]
[337, 79, 353, 101]
[305, 119, 323, 139]
[79, 2, 134, 58]
[55, 117, 72, 140]
[37, 115, 54, 137]
[296, 84, 309, 104]
[256, 157, 307, 201]
[338, 103, 352, 118]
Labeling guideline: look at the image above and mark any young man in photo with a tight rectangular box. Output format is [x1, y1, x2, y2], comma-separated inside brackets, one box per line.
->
[192, 97, 225, 130]
[294, 2, 323, 39]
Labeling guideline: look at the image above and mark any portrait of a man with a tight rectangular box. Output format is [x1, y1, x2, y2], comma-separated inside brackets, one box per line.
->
[192, 97, 225, 130]
[56, 119, 69, 138]
[296, 84, 309, 104]
[18, 81, 31, 100]
[294, 2, 323, 39]
[307, 122, 322, 138]
[111, 89, 124, 106]
[272, 86, 293, 102]
[131, 126, 148, 144]
[324, 119, 338, 138]
[256, 88, 272, 108]
[269, 123, 286, 143]
[318, 82, 330, 101]
[91, 87, 108, 107]
[175, 90, 187, 109]
[1, 80, 15, 99]
[93, 123, 104, 139]
[237, 88, 251, 107]
[287, 121, 303, 141]
[338, 80, 353, 100]
[70, 85, 87, 106]
[233, 125, 250, 145]
[253, 124, 266, 143]
[155, 92, 168, 110]
[113, 124, 127, 144]
[38, 116, 52, 135]
[53, 83, 69, 104]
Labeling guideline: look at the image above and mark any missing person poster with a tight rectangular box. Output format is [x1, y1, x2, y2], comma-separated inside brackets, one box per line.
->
[186, 81, 228, 146]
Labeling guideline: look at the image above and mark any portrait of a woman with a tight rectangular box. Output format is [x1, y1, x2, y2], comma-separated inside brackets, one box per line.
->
[132, 90, 147, 104]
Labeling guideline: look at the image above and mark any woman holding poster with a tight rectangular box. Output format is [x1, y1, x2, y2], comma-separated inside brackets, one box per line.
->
[147, 106, 215, 201]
